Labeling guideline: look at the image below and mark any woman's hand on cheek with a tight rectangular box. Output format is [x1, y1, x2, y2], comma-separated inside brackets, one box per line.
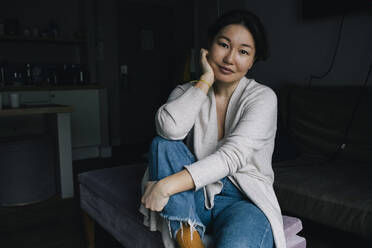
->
[141, 181, 170, 212]
[200, 48, 214, 83]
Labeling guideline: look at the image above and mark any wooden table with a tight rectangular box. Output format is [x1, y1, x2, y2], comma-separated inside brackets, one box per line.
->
[0, 104, 74, 199]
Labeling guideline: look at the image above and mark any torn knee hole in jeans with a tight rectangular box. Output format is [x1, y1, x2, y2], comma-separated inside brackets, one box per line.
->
[167, 218, 198, 241]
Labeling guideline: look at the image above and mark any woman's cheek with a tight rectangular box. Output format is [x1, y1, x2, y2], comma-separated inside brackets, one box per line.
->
[207, 58, 217, 72]
[211, 63, 219, 76]
[239, 57, 253, 72]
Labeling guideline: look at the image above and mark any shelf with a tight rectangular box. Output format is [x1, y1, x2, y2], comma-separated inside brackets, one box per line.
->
[0, 104, 74, 117]
[0, 35, 86, 44]
[0, 84, 102, 92]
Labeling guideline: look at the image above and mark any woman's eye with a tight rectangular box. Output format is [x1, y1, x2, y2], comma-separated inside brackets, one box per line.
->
[240, 50, 249, 55]
[218, 42, 229, 48]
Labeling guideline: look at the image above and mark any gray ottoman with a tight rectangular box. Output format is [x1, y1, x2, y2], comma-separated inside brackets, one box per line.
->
[79, 164, 306, 248]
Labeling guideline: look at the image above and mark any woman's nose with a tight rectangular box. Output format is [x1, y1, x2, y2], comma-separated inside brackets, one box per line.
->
[223, 50, 234, 64]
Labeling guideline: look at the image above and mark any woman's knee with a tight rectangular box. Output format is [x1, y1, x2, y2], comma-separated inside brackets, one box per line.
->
[149, 136, 195, 180]
[150, 136, 182, 151]
[150, 136, 194, 162]
[151, 135, 169, 144]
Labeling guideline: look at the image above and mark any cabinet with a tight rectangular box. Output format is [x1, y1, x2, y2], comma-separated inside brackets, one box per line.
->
[17, 90, 50, 104]
[50, 89, 101, 149]
[0, 88, 101, 160]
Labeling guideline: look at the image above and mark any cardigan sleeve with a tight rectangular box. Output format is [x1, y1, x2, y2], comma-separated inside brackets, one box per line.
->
[185, 88, 277, 191]
[155, 84, 208, 140]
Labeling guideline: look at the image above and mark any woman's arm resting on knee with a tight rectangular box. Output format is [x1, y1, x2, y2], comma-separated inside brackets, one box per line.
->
[141, 169, 195, 212]
[161, 169, 195, 196]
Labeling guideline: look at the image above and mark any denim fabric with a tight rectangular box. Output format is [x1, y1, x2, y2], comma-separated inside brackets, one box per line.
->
[149, 136, 273, 248]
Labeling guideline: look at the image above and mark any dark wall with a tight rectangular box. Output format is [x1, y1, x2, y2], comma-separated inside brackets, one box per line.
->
[95, 0, 195, 145]
[247, 0, 372, 88]
[195, 0, 372, 88]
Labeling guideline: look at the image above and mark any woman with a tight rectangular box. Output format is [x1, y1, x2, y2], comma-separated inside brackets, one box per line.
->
[140, 10, 286, 248]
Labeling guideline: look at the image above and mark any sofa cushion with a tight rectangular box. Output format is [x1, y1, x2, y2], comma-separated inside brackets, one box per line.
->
[274, 160, 372, 238]
[79, 163, 148, 219]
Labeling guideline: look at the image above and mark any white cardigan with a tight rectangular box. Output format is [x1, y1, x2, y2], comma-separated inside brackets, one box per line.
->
[140, 77, 286, 248]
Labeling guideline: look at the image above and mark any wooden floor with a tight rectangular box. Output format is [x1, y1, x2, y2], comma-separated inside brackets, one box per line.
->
[0, 143, 370, 248]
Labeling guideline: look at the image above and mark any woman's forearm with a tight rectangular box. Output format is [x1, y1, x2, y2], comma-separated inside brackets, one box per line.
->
[159, 169, 195, 197]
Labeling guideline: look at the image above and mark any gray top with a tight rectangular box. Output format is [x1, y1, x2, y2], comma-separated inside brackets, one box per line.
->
[140, 77, 286, 248]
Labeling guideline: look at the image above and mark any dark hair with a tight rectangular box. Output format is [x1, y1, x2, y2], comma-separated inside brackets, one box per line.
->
[207, 10, 270, 62]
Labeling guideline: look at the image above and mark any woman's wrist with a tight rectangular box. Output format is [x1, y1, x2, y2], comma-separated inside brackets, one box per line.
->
[194, 74, 213, 94]
[158, 178, 172, 197]
[200, 73, 214, 85]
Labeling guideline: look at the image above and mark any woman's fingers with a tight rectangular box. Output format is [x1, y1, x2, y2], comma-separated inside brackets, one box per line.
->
[145, 181, 155, 189]
[200, 48, 214, 82]
[141, 181, 156, 204]
[201, 48, 207, 56]
[142, 182, 155, 198]
[141, 181, 170, 212]
[200, 48, 209, 65]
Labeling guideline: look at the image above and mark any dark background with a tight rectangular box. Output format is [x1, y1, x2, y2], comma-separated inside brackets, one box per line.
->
[1, 0, 372, 247]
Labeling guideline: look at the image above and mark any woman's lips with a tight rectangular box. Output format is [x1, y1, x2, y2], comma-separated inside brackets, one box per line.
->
[219, 66, 234, 74]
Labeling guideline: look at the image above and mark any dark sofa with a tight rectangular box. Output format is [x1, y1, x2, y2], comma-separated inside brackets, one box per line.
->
[272, 85, 372, 239]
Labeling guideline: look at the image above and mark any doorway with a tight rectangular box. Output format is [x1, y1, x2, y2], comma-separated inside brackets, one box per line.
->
[117, 2, 175, 146]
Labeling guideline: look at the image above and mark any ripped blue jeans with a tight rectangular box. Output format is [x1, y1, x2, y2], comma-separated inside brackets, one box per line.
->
[149, 136, 274, 248]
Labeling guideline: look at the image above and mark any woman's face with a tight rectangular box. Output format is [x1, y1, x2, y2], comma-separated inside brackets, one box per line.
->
[208, 24, 256, 84]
